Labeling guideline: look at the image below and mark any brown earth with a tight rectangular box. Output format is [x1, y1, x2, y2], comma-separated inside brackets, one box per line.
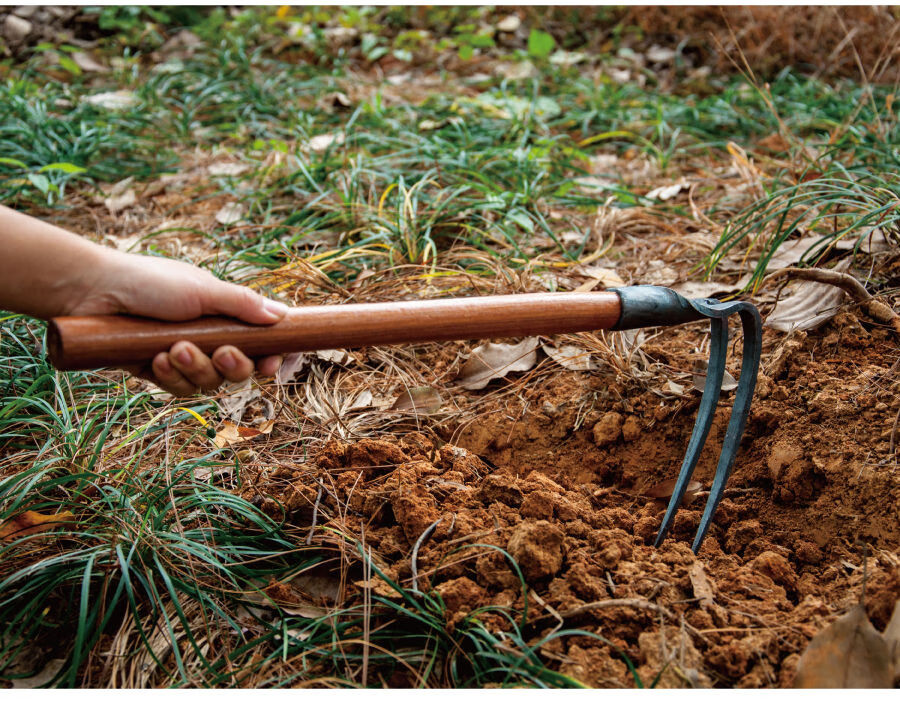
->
[240, 292, 900, 688]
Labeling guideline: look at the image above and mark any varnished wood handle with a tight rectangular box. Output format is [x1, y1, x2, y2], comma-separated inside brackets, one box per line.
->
[47, 292, 623, 371]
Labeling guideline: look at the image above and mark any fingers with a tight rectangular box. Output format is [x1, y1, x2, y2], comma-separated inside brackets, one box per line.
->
[211, 345, 254, 382]
[140, 344, 283, 397]
[168, 341, 224, 392]
[151, 350, 200, 397]
[205, 281, 289, 325]
[256, 354, 283, 377]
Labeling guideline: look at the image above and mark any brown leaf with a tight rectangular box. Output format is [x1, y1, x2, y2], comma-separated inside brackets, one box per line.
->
[0, 510, 75, 542]
[644, 479, 701, 504]
[688, 561, 715, 609]
[390, 386, 443, 414]
[757, 132, 791, 153]
[794, 604, 893, 688]
[213, 420, 273, 448]
[291, 570, 342, 604]
[456, 338, 539, 391]
[884, 600, 900, 683]
[103, 176, 137, 215]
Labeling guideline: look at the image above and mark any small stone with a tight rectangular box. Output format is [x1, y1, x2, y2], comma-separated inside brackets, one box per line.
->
[592, 411, 622, 447]
[3, 14, 32, 42]
[496, 14, 521, 33]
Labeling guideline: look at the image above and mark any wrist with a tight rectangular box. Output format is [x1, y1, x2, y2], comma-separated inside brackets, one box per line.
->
[57, 240, 120, 316]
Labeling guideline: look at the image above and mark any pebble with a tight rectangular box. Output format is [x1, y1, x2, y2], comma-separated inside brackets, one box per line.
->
[3, 14, 32, 42]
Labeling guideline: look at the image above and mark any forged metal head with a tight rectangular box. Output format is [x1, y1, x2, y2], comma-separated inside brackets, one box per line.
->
[610, 286, 762, 552]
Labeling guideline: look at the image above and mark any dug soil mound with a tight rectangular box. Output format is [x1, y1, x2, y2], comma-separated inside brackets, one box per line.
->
[244, 307, 900, 688]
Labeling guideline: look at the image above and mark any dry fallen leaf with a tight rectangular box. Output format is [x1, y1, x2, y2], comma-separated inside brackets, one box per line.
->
[646, 182, 688, 201]
[84, 90, 137, 110]
[884, 600, 900, 683]
[276, 352, 311, 385]
[103, 176, 137, 215]
[644, 479, 702, 504]
[572, 265, 625, 288]
[72, 51, 108, 73]
[308, 132, 344, 152]
[765, 280, 845, 332]
[244, 590, 327, 619]
[692, 367, 739, 393]
[10, 658, 66, 688]
[291, 570, 342, 604]
[541, 343, 600, 372]
[834, 228, 892, 254]
[213, 420, 274, 448]
[215, 201, 244, 225]
[207, 161, 249, 177]
[217, 380, 261, 423]
[670, 281, 736, 299]
[0, 510, 75, 542]
[688, 561, 715, 610]
[456, 338, 539, 391]
[315, 349, 352, 366]
[390, 386, 443, 414]
[794, 604, 893, 688]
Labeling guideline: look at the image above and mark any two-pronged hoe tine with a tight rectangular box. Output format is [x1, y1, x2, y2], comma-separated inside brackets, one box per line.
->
[609, 286, 762, 552]
[654, 299, 762, 552]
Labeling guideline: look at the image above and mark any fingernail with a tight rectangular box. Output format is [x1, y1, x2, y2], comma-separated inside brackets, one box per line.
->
[158, 356, 172, 374]
[176, 347, 192, 366]
[218, 351, 236, 370]
[263, 299, 289, 318]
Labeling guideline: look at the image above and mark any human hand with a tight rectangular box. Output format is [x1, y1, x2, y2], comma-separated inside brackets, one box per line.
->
[66, 250, 287, 396]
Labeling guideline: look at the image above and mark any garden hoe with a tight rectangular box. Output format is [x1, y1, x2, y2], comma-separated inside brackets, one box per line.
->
[47, 285, 761, 552]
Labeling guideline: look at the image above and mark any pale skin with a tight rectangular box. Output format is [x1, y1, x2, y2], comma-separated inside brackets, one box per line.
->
[0, 205, 287, 396]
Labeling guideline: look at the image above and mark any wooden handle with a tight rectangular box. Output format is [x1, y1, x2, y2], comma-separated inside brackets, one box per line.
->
[46, 292, 622, 370]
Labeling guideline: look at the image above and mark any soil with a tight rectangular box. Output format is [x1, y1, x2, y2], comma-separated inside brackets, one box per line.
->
[241, 297, 900, 688]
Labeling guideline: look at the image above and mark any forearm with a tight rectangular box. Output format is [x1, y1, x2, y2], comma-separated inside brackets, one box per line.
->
[0, 205, 109, 319]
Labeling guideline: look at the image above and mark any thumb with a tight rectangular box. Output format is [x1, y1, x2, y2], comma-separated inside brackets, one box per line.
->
[204, 281, 289, 325]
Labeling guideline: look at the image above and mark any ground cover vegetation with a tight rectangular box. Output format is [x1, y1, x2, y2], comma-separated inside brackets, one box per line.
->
[0, 6, 898, 688]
